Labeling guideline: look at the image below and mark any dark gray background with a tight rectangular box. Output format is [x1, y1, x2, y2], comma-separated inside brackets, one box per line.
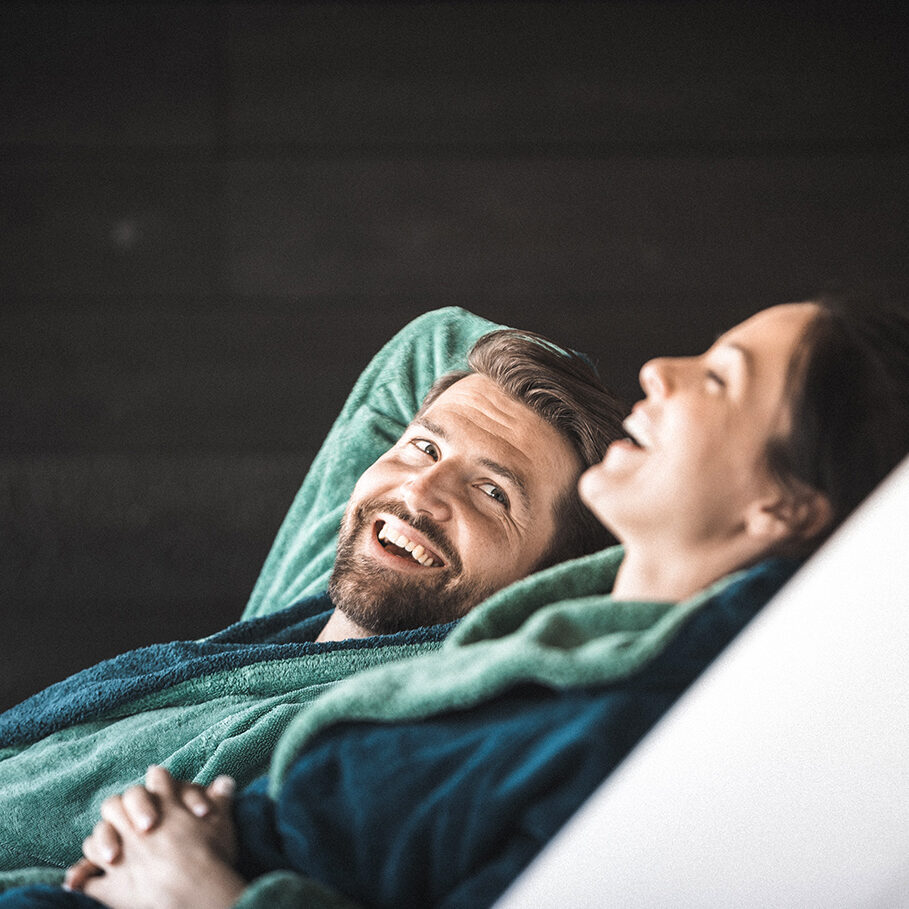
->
[2, 1, 907, 710]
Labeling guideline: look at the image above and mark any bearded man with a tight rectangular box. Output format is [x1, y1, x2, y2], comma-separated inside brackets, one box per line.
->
[0, 307, 624, 876]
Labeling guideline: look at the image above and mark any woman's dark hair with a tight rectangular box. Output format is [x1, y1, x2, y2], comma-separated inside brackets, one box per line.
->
[767, 292, 909, 555]
[417, 329, 628, 567]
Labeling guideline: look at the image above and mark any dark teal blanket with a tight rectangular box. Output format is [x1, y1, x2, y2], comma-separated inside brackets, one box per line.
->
[0, 594, 455, 748]
[0, 554, 801, 908]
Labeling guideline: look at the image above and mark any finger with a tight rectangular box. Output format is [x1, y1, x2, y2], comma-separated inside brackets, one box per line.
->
[144, 764, 178, 801]
[82, 820, 119, 867]
[121, 784, 159, 832]
[98, 794, 133, 837]
[207, 775, 236, 801]
[179, 782, 213, 818]
[63, 857, 102, 892]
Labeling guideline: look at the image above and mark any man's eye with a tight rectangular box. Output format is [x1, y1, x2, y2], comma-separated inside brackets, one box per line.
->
[478, 482, 509, 507]
[411, 439, 440, 460]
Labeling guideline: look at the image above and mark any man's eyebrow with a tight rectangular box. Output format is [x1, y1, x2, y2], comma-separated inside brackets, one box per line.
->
[414, 416, 532, 513]
[415, 416, 449, 439]
[478, 457, 531, 513]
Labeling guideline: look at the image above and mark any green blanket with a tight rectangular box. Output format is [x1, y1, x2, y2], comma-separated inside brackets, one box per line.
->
[236, 546, 773, 909]
[268, 545, 746, 791]
[0, 307, 497, 882]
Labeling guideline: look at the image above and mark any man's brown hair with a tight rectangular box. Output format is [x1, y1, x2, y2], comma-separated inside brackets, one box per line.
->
[417, 328, 628, 568]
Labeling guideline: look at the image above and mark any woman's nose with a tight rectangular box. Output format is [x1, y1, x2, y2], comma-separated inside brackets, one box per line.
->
[639, 357, 673, 398]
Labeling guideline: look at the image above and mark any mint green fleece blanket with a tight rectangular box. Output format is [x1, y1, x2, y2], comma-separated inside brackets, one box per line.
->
[233, 547, 768, 909]
[268, 546, 748, 791]
[0, 307, 497, 883]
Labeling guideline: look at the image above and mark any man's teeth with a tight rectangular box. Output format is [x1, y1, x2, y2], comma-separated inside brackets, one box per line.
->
[377, 524, 438, 566]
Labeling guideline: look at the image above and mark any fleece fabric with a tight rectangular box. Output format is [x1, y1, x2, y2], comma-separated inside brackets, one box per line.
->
[0, 595, 450, 748]
[0, 554, 800, 909]
[232, 551, 800, 908]
[0, 307, 497, 881]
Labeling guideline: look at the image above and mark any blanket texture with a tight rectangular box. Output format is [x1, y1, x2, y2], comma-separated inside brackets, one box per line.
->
[0, 307, 497, 881]
[230, 550, 799, 909]
[0, 609, 451, 873]
[268, 546, 795, 791]
[0, 595, 439, 746]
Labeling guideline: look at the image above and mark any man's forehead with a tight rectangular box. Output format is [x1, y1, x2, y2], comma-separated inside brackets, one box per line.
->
[416, 375, 542, 445]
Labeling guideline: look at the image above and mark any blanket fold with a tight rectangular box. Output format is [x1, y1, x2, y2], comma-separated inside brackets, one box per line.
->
[0, 596, 458, 748]
[269, 548, 799, 792]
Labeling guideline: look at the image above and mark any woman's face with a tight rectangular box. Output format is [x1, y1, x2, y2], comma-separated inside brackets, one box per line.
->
[579, 302, 820, 550]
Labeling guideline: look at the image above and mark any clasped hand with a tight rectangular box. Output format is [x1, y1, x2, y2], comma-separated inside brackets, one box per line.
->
[64, 765, 246, 909]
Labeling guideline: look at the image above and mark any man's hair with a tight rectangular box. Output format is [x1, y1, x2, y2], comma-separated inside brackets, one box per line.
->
[416, 328, 628, 568]
[767, 291, 909, 556]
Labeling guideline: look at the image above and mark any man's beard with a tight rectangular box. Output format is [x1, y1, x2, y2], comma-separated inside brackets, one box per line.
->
[328, 497, 495, 636]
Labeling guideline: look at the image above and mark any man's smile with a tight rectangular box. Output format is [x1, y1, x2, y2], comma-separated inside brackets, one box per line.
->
[371, 516, 448, 569]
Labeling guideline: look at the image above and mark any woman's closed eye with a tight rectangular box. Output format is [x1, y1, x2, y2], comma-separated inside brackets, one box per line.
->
[705, 369, 726, 390]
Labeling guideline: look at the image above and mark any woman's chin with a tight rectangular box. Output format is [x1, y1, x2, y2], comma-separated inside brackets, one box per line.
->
[578, 464, 613, 529]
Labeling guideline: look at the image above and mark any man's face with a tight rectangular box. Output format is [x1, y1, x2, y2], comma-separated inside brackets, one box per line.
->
[329, 373, 582, 634]
[579, 302, 820, 550]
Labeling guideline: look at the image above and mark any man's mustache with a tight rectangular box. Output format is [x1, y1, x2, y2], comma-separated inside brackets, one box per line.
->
[351, 498, 462, 574]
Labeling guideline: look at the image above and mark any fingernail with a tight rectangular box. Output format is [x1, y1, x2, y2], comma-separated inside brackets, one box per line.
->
[191, 801, 210, 817]
[212, 775, 236, 796]
[137, 813, 154, 830]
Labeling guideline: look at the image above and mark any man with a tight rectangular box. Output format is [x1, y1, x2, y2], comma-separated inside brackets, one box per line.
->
[318, 326, 624, 640]
[0, 307, 625, 877]
[34, 294, 908, 909]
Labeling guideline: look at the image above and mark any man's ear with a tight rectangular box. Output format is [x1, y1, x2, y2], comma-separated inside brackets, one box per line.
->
[745, 488, 834, 550]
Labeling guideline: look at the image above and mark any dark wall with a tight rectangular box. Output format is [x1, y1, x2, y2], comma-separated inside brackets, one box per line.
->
[2, 1, 907, 710]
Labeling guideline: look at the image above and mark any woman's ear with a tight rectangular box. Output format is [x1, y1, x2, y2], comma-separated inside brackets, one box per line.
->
[745, 487, 834, 550]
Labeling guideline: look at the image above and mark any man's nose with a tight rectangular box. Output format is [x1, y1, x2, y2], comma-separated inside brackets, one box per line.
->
[401, 463, 455, 522]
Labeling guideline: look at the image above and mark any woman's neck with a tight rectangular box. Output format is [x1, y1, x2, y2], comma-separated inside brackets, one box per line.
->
[612, 539, 759, 603]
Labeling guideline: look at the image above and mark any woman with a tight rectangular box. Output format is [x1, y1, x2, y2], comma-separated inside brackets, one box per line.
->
[6, 295, 909, 909]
